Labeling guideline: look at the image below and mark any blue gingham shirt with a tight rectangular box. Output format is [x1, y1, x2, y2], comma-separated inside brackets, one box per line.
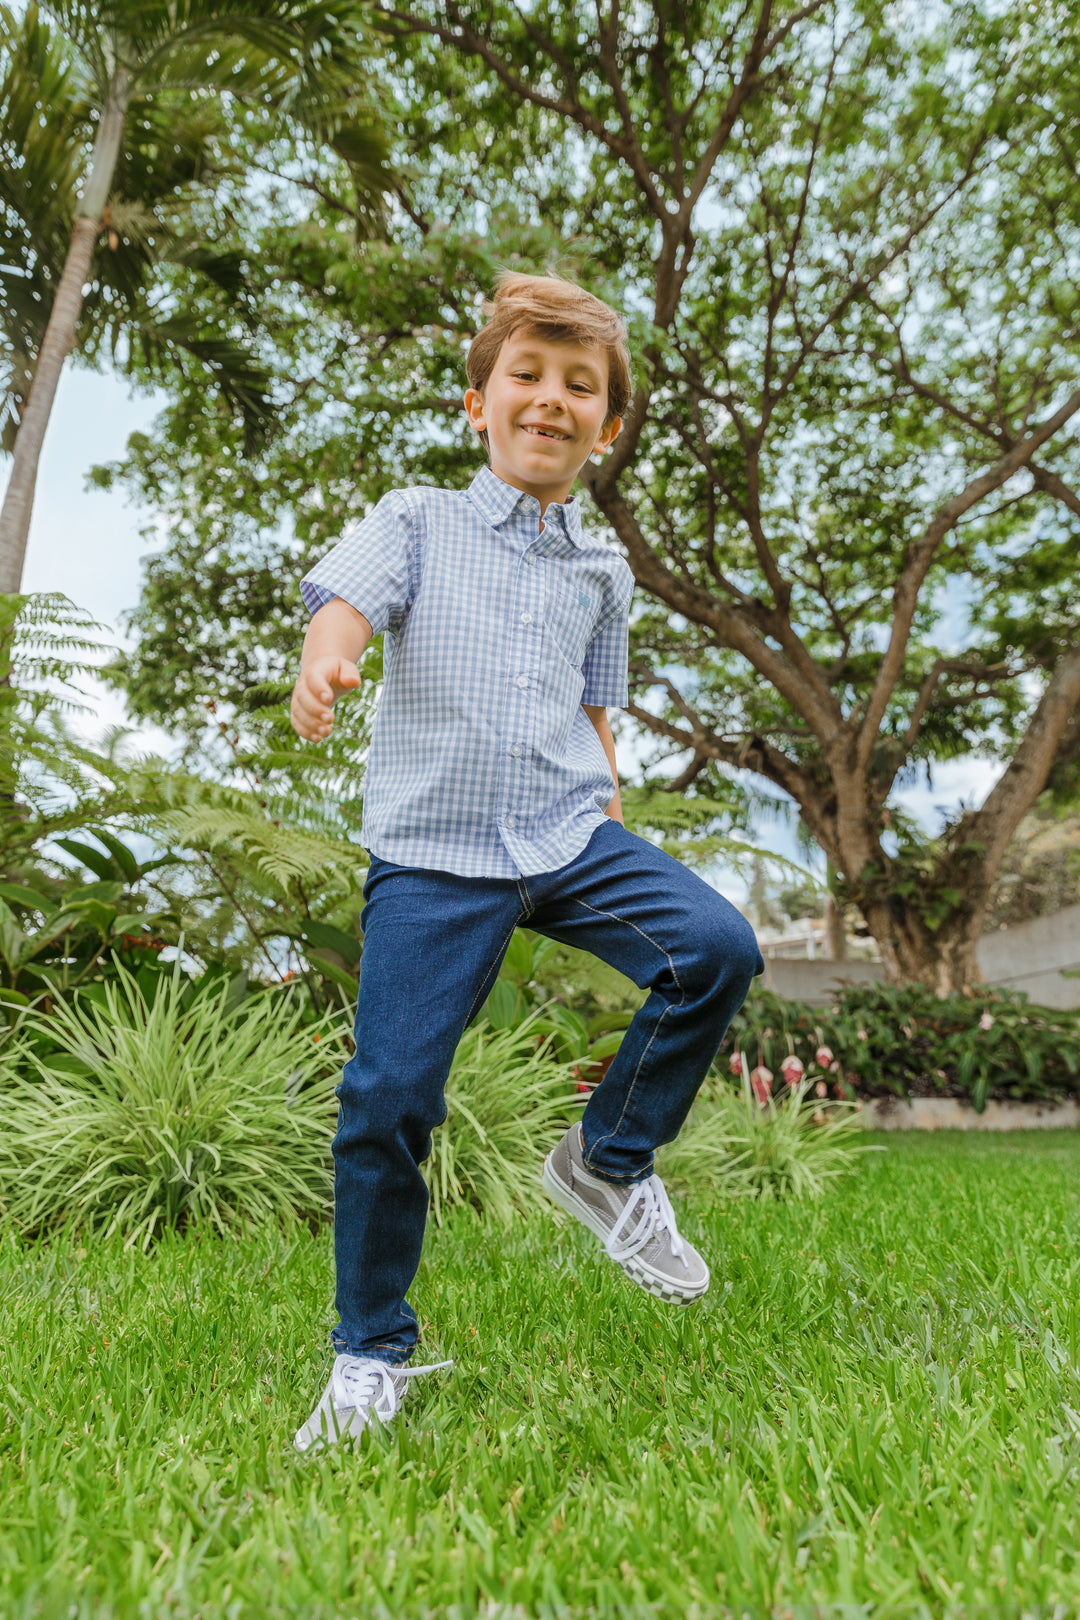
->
[301, 465, 635, 877]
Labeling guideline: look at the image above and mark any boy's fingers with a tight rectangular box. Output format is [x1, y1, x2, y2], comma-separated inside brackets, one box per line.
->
[293, 680, 330, 718]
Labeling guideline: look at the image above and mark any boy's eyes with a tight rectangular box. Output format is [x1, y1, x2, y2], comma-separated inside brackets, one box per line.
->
[510, 371, 594, 393]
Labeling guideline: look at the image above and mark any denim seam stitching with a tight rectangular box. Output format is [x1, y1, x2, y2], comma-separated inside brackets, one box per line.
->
[567, 899, 686, 1171]
[463, 914, 527, 1026]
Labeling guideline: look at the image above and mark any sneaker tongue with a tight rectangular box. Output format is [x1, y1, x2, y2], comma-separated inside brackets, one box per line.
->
[335, 1360, 385, 1406]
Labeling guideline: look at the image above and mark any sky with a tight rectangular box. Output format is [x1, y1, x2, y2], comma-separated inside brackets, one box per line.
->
[6, 364, 1002, 905]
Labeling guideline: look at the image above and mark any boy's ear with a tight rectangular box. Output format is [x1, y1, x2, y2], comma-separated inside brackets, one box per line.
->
[592, 416, 622, 457]
[463, 387, 486, 434]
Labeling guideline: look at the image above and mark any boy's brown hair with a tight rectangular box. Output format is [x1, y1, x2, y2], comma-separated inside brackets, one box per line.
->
[466, 271, 632, 437]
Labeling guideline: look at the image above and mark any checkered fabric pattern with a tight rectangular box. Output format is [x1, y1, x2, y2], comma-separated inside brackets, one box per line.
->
[301, 465, 635, 878]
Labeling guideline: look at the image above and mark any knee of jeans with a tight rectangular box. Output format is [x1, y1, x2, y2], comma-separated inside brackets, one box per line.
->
[685, 908, 762, 999]
[337, 1057, 447, 1137]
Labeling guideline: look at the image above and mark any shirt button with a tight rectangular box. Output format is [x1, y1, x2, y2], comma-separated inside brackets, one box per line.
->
[521, 612, 533, 625]
[515, 674, 528, 690]
[505, 813, 516, 828]
[510, 745, 522, 758]
[525, 555, 536, 567]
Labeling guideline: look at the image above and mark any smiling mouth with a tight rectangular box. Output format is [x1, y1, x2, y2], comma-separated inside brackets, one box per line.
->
[520, 424, 570, 442]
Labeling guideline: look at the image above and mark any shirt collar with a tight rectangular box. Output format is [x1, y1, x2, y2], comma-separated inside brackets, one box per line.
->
[466, 464, 584, 548]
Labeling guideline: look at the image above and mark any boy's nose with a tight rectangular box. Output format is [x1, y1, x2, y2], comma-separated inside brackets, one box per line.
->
[534, 384, 568, 412]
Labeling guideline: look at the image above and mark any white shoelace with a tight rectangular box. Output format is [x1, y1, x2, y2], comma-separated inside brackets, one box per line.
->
[603, 1174, 687, 1269]
[332, 1356, 453, 1422]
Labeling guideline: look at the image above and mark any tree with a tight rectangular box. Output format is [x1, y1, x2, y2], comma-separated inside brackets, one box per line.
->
[0, 0, 392, 593]
[103, 0, 1080, 991]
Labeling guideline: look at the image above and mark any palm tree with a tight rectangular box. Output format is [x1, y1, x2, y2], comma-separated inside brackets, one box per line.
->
[0, 0, 390, 594]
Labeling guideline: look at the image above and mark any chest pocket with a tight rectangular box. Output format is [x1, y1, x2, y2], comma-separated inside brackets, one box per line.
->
[546, 579, 598, 668]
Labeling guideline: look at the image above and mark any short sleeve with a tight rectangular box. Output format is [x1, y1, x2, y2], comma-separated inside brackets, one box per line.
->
[581, 561, 633, 707]
[300, 490, 415, 633]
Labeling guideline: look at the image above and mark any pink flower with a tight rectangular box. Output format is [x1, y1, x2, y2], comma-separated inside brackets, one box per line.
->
[815, 1045, 833, 1068]
[729, 1050, 743, 1077]
[815, 1079, 828, 1099]
[576, 1081, 592, 1094]
[813, 1107, 827, 1125]
[857, 1029, 868, 1042]
[750, 1065, 773, 1105]
[780, 1055, 804, 1088]
[979, 1011, 995, 1031]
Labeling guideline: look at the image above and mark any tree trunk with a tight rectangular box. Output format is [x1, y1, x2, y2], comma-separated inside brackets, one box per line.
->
[859, 895, 986, 994]
[0, 71, 128, 593]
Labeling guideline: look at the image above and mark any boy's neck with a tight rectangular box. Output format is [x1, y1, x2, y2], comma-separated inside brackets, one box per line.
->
[486, 463, 576, 517]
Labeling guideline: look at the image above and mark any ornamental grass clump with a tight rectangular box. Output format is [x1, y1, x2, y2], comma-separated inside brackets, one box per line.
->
[0, 965, 345, 1246]
[659, 1056, 874, 1202]
[426, 1010, 583, 1225]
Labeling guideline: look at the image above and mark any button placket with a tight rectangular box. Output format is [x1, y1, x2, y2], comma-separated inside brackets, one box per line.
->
[500, 540, 542, 848]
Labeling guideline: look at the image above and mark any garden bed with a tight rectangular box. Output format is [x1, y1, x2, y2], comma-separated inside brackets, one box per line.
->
[729, 981, 1080, 1111]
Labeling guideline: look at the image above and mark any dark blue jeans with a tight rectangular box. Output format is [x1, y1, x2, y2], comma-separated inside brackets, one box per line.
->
[332, 818, 763, 1363]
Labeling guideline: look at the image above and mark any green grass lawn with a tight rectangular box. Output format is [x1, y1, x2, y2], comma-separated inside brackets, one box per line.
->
[3, 1132, 1080, 1614]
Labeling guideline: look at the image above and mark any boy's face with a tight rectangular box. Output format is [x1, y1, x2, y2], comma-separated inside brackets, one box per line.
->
[464, 330, 622, 510]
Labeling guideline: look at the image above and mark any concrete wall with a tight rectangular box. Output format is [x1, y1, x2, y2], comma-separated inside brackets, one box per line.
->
[977, 903, 1080, 1009]
[760, 901, 1080, 1008]
[862, 1097, 1080, 1131]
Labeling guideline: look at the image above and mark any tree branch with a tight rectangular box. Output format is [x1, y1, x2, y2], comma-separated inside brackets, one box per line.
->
[625, 688, 838, 857]
[963, 646, 1080, 878]
[855, 386, 1080, 769]
[373, 4, 668, 220]
[900, 657, 1012, 755]
[582, 471, 844, 740]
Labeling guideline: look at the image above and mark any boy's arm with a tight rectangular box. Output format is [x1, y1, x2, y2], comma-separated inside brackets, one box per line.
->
[291, 597, 374, 740]
[583, 704, 624, 825]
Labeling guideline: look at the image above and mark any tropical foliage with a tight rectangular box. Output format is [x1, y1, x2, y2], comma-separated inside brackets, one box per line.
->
[0, 590, 378, 1006]
[728, 983, 1080, 1113]
[425, 1012, 584, 1227]
[0, 0, 396, 589]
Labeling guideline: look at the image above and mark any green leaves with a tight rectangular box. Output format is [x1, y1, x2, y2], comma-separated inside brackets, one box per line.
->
[0, 0, 398, 462]
[0, 961, 346, 1242]
[0, 879, 177, 996]
[728, 982, 1080, 1113]
[425, 1010, 583, 1226]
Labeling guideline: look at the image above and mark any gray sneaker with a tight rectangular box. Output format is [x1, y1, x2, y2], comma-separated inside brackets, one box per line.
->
[293, 1355, 452, 1453]
[541, 1124, 709, 1304]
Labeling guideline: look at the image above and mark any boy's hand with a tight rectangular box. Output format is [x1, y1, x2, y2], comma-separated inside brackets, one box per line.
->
[291, 656, 362, 740]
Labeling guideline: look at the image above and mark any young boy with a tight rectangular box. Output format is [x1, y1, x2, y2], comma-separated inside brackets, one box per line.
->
[290, 273, 763, 1451]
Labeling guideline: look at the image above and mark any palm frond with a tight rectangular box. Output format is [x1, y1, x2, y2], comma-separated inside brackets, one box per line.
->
[0, 2, 92, 443]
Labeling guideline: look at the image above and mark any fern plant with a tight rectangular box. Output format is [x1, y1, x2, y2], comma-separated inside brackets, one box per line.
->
[0, 593, 375, 1004]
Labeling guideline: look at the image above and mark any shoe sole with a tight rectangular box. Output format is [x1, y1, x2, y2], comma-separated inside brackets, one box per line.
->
[541, 1154, 709, 1305]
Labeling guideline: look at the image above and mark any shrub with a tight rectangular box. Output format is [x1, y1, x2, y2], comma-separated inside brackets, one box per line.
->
[726, 982, 1080, 1112]
[0, 965, 345, 1245]
[426, 1012, 583, 1225]
[660, 1059, 873, 1201]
